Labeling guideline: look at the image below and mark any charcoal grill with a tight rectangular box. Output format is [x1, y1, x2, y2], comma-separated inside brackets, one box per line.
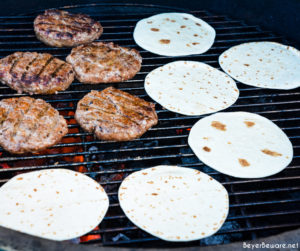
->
[0, 3, 299, 250]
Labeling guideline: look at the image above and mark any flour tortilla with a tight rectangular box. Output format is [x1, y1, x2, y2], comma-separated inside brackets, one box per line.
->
[145, 61, 239, 116]
[188, 112, 293, 178]
[0, 169, 109, 241]
[119, 165, 229, 242]
[133, 13, 216, 56]
[219, 42, 300, 90]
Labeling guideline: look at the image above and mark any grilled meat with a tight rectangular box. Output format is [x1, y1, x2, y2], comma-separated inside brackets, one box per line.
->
[0, 52, 74, 95]
[66, 42, 142, 84]
[75, 87, 158, 141]
[34, 9, 103, 47]
[0, 96, 68, 154]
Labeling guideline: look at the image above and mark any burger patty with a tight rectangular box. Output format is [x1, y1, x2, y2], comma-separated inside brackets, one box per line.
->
[0, 97, 68, 154]
[75, 87, 158, 141]
[0, 52, 74, 95]
[66, 42, 142, 84]
[34, 9, 103, 47]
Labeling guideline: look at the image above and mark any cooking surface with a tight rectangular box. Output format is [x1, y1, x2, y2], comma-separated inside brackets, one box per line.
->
[0, 3, 299, 248]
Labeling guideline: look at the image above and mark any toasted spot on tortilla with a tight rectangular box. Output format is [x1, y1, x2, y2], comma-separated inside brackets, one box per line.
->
[147, 21, 153, 24]
[17, 177, 23, 180]
[261, 149, 282, 157]
[244, 64, 250, 67]
[180, 25, 186, 28]
[151, 28, 159, 32]
[244, 121, 255, 127]
[151, 193, 158, 196]
[196, 23, 202, 26]
[192, 42, 199, 45]
[211, 121, 226, 131]
[238, 158, 250, 167]
[203, 146, 211, 152]
[159, 39, 170, 44]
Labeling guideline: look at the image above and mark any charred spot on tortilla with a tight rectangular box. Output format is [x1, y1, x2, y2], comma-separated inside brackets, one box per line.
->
[203, 146, 211, 152]
[238, 158, 250, 167]
[244, 121, 255, 127]
[261, 149, 282, 157]
[211, 121, 227, 131]
[151, 28, 160, 32]
[159, 39, 170, 44]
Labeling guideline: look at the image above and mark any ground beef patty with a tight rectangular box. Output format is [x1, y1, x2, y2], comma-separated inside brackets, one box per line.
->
[0, 52, 74, 95]
[66, 42, 142, 84]
[0, 97, 68, 154]
[75, 87, 158, 141]
[34, 9, 103, 47]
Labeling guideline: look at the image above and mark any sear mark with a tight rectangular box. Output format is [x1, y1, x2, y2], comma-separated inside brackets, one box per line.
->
[151, 28, 160, 32]
[203, 146, 211, 152]
[238, 158, 250, 167]
[244, 121, 255, 127]
[261, 149, 282, 157]
[159, 39, 170, 44]
[211, 121, 226, 131]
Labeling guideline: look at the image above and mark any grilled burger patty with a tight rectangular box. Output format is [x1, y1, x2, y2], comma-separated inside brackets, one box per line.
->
[75, 87, 158, 141]
[66, 42, 142, 84]
[0, 52, 74, 95]
[34, 9, 103, 47]
[0, 97, 68, 154]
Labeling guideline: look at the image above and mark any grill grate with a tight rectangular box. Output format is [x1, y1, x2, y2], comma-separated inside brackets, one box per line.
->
[0, 3, 299, 248]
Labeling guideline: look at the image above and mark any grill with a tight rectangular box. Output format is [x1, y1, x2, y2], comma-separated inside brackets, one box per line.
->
[0, 3, 299, 249]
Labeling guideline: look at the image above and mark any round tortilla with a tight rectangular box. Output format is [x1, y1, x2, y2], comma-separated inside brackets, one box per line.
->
[145, 61, 239, 116]
[133, 13, 216, 56]
[0, 169, 109, 241]
[188, 112, 293, 178]
[119, 165, 229, 242]
[219, 42, 300, 90]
